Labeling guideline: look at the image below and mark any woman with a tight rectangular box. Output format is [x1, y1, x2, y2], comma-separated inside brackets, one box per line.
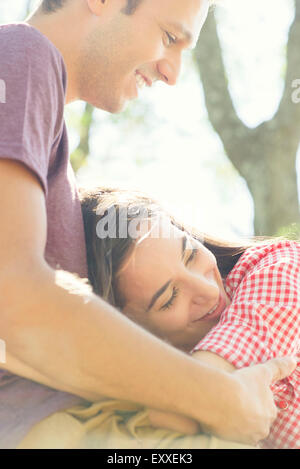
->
[79, 186, 300, 449]
[17, 186, 297, 449]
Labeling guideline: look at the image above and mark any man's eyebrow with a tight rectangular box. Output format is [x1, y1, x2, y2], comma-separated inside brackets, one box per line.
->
[145, 236, 187, 313]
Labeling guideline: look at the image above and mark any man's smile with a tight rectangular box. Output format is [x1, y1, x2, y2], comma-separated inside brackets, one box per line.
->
[135, 70, 151, 88]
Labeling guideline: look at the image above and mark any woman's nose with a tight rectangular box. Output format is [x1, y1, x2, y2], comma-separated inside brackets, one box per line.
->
[187, 269, 219, 301]
[193, 295, 212, 305]
[192, 285, 218, 304]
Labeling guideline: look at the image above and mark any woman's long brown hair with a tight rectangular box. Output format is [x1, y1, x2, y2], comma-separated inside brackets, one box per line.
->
[79, 186, 269, 310]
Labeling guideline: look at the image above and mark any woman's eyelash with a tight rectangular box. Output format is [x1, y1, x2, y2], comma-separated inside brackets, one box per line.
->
[186, 246, 198, 264]
[159, 242, 198, 311]
[161, 287, 179, 311]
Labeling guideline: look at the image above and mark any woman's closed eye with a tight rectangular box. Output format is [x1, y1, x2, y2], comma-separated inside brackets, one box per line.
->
[186, 244, 198, 264]
[160, 240, 199, 311]
[183, 235, 200, 266]
[160, 286, 179, 311]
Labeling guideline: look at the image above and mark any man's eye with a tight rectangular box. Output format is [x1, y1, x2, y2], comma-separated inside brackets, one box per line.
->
[165, 32, 177, 46]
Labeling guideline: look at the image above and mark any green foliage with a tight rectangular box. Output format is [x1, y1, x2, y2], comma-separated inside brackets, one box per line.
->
[108, 94, 156, 129]
[275, 222, 300, 240]
[70, 147, 89, 174]
[70, 103, 95, 173]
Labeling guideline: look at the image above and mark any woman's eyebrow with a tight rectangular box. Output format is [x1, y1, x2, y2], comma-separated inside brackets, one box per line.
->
[145, 235, 187, 313]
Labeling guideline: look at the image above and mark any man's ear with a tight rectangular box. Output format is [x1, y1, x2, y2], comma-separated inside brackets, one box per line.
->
[86, 0, 108, 16]
[86, 0, 124, 17]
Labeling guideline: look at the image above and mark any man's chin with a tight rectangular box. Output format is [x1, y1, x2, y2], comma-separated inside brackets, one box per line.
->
[102, 87, 138, 113]
[108, 95, 134, 114]
[91, 97, 127, 114]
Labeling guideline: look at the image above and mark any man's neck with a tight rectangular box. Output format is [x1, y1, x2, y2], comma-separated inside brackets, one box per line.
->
[26, 6, 89, 104]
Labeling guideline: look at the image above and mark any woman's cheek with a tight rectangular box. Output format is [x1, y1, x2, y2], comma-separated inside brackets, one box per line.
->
[158, 310, 188, 333]
[190, 303, 204, 316]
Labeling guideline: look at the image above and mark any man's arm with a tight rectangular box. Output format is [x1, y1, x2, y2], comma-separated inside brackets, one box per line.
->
[148, 352, 235, 434]
[0, 159, 296, 445]
[1, 158, 238, 407]
[192, 351, 236, 373]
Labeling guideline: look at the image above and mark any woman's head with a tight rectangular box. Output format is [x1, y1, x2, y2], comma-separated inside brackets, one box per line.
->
[80, 186, 249, 350]
[116, 215, 232, 351]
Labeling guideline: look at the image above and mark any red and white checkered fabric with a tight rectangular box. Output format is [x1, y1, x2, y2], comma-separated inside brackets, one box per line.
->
[192, 240, 300, 449]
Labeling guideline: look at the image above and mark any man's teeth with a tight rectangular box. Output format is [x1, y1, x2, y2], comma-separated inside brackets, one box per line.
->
[136, 73, 147, 89]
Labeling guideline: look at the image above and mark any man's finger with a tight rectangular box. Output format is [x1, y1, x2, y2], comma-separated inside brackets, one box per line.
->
[261, 357, 297, 384]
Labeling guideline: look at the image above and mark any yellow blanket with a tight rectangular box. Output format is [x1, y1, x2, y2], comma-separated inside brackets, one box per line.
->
[17, 399, 256, 449]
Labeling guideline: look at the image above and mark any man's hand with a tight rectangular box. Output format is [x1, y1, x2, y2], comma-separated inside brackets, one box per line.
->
[201, 356, 297, 446]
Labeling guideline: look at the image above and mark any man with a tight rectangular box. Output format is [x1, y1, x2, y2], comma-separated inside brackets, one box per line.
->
[0, 0, 296, 449]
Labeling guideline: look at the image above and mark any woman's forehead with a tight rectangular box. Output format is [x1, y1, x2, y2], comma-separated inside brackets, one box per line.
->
[117, 222, 184, 302]
[125, 228, 182, 277]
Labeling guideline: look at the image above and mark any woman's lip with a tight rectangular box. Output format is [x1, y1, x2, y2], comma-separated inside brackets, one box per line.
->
[192, 294, 226, 323]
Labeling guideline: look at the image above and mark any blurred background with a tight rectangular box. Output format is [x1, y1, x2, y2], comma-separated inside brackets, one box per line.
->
[1, 0, 300, 239]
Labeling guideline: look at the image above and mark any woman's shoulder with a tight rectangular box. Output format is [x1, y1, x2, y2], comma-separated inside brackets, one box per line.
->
[237, 238, 299, 267]
[245, 238, 299, 258]
[225, 239, 300, 291]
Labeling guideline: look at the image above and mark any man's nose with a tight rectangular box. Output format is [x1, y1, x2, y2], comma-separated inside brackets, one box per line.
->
[156, 53, 182, 86]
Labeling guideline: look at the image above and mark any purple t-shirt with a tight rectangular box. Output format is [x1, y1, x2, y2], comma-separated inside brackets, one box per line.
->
[0, 23, 89, 448]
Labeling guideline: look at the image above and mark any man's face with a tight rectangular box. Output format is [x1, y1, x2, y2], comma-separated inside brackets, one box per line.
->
[78, 0, 209, 112]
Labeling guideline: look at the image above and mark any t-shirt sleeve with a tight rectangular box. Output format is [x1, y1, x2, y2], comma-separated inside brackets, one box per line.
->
[0, 26, 66, 197]
[191, 242, 300, 370]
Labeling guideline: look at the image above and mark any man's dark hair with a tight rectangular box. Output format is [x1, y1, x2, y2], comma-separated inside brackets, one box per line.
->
[121, 0, 144, 15]
[41, 0, 67, 14]
[41, 0, 143, 15]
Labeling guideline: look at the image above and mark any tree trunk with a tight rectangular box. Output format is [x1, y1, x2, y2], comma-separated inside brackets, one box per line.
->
[193, 2, 300, 235]
[246, 125, 300, 234]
